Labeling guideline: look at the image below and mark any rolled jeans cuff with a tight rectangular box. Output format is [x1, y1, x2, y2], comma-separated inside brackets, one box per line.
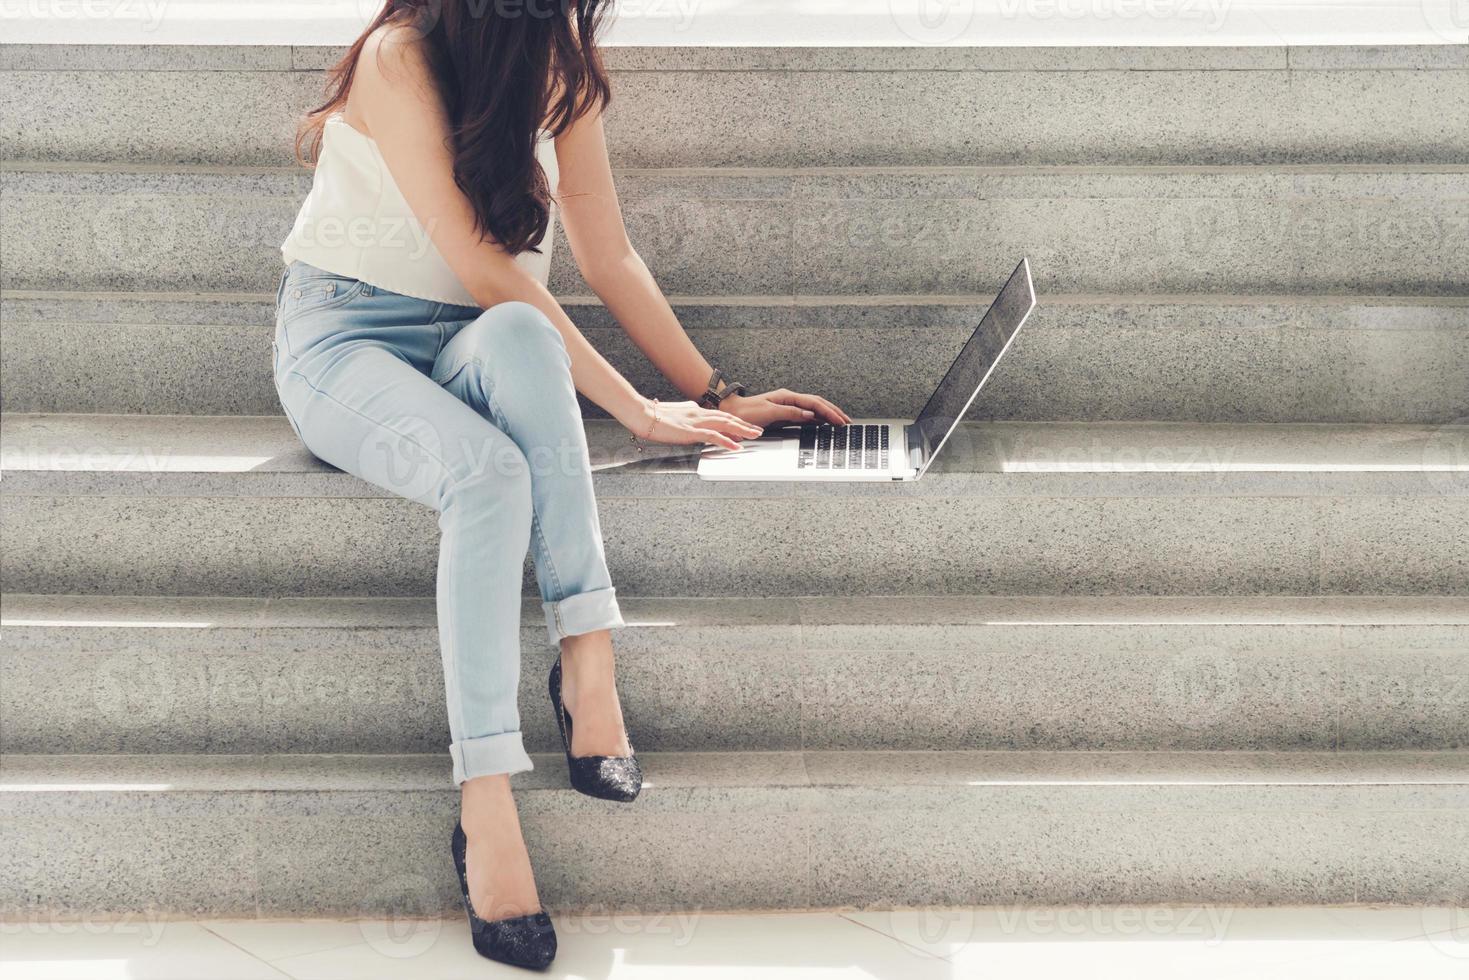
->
[543, 586, 625, 645]
[450, 730, 534, 785]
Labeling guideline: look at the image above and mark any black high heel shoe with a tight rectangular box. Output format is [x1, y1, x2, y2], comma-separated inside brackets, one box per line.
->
[450, 823, 557, 971]
[549, 656, 642, 802]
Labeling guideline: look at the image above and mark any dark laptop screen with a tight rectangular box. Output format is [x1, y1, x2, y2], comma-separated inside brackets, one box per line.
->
[911, 258, 1036, 470]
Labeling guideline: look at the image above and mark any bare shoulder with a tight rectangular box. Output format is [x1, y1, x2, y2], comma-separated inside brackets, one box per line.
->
[357, 21, 436, 93]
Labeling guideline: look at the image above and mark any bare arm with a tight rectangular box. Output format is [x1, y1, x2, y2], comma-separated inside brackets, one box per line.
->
[348, 29, 758, 448]
[556, 105, 850, 428]
[554, 109, 713, 399]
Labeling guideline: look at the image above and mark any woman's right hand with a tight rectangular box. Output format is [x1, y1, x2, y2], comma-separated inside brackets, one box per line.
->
[619, 398, 762, 452]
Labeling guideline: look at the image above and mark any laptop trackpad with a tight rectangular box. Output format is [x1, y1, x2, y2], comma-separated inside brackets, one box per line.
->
[702, 434, 795, 459]
[698, 434, 797, 477]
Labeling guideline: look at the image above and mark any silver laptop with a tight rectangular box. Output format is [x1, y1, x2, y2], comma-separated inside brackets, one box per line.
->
[697, 257, 1036, 482]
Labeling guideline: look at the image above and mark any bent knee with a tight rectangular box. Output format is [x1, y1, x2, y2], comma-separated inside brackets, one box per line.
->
[468, 302, 567, 367]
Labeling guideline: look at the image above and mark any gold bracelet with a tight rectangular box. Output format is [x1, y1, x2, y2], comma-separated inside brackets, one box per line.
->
[644, 399, 660, 440]
[632, 399, 660, 453]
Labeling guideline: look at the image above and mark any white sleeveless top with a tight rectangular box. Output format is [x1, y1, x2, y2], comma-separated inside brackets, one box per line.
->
[282, 115, 558, 306]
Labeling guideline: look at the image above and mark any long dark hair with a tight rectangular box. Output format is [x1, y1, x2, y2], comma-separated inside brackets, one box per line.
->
[297, 0, 612, 256]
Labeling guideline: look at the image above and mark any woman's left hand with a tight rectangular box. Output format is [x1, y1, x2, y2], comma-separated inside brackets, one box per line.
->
[720, 389, 851, 429]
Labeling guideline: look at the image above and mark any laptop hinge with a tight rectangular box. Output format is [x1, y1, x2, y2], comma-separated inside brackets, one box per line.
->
[904, 424, 925, 472]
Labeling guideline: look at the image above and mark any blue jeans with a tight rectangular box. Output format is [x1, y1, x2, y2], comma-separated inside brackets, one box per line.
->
[272, 261, 624, 783]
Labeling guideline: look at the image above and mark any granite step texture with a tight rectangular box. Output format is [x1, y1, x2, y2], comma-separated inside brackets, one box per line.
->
[3, 593, 1466, 757]
[4, 290, 1467, 424]
[3, 750, 1466, 915]
[3, 44, 1467, 168]
[4, 165, 1467, 298]
[3, 414, 1467, 599]
[5, 39, 1467, 920]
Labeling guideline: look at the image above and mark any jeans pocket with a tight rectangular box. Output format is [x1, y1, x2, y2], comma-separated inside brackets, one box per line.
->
[276, 270, 367, 356]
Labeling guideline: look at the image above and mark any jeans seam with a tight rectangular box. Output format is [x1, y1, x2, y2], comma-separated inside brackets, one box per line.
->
[279, 366, 481, 747]
[530, 510, 565, 603]
[480, 370, 567, 602]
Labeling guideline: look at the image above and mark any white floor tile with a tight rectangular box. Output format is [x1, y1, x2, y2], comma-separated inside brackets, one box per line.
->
[202, 919, 404, 963]
[0, 920, 288, 980]
[845, 905, 1463, 958]
[7, 909, 1464, 980]
[847, 906, 1469, 979]
[268, 912, 950, 980]
[942, 934, 1469, 980]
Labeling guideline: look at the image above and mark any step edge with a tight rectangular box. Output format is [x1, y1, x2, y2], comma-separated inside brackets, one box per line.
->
[6, 592, 1469, 631]
[7, 288, 1469, 308]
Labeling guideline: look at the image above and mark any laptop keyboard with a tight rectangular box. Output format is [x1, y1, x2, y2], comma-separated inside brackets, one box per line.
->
[797, 424, 890, 470]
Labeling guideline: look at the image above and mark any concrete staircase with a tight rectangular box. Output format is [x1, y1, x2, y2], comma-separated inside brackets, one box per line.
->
[2, 42, 1467, 917]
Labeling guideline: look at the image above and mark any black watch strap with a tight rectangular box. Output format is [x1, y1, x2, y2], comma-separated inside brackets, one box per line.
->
[698, 368, 746, 409]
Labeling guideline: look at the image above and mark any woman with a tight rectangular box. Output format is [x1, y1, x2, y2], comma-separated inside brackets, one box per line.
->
[274, 0, 848, 970]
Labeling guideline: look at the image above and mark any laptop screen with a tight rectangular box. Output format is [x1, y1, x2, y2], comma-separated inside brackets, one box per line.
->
[910, 258, 1036, 474]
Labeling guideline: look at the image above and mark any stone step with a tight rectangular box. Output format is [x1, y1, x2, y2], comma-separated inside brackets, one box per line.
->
[4, 165, 1465, 297]
[3, 44, 1465, 168]
[3, 414, 1466, 598]
[4, 290, 1466, 423]
[3, 593, 1466, 757]
[3, 750, 1466, 914]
